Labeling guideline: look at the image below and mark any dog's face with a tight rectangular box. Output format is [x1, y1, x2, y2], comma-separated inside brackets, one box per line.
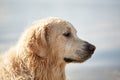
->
[23, 18, 96, 64]
[36, 18, 96, 63]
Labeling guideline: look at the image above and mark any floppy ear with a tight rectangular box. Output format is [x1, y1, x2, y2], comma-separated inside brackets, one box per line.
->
[35, 25, 50, 57]
[17, 25, 50, 57]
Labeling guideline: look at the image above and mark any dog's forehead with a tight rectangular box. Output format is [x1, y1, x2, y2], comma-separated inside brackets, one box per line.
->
[65, 22, 77, 33]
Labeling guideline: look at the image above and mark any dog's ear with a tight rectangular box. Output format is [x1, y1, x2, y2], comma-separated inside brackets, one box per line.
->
[35, 25, 50, 57]
[17, 25, 50, 57]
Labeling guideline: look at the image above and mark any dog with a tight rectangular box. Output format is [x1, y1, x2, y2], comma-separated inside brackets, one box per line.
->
[0, 17, 96, 80]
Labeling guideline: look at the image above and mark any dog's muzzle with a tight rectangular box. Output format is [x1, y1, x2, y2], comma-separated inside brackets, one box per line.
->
[64, 42, 96, 63]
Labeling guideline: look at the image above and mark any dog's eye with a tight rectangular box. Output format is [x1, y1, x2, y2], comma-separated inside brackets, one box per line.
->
[63, 32, 71, 37]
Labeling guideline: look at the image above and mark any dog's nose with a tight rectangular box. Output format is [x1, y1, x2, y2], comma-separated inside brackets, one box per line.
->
[89, 44, 96, 52]
[84, 42, 96, 54]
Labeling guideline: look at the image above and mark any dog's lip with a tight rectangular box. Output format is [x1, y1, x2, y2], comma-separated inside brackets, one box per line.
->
[64, 54, 92, 63]
[64, 58, 76, 63]
[64, 57, 84, 63]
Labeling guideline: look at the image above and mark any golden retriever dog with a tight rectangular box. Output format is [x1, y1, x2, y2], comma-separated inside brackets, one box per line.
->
[0, 17, 96, 80]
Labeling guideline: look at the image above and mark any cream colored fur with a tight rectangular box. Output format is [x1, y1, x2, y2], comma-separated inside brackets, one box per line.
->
[0, 17, 95, 80]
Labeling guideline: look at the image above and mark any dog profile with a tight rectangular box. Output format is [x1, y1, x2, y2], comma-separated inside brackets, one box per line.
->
[0, 17, 96, 80]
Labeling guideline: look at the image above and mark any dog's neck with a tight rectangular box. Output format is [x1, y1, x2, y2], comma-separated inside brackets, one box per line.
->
[35, 54, 66, 80]
[16, 52, 66, 80]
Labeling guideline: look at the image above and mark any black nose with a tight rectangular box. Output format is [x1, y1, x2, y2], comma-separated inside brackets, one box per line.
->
[84, 42, 96, 54]
[89, 44, 96, 51]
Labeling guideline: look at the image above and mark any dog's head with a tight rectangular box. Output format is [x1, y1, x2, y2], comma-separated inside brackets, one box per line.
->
[18, 17, 96, 63]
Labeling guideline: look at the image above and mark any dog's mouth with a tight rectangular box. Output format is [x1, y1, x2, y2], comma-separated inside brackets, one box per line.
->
[64, 54, 92, 63]
[64, 58, 84, 63]
[64, 58, 75, 63]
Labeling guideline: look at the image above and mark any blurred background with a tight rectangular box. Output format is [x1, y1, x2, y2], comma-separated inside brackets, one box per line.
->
[0, 0, 120, 80]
